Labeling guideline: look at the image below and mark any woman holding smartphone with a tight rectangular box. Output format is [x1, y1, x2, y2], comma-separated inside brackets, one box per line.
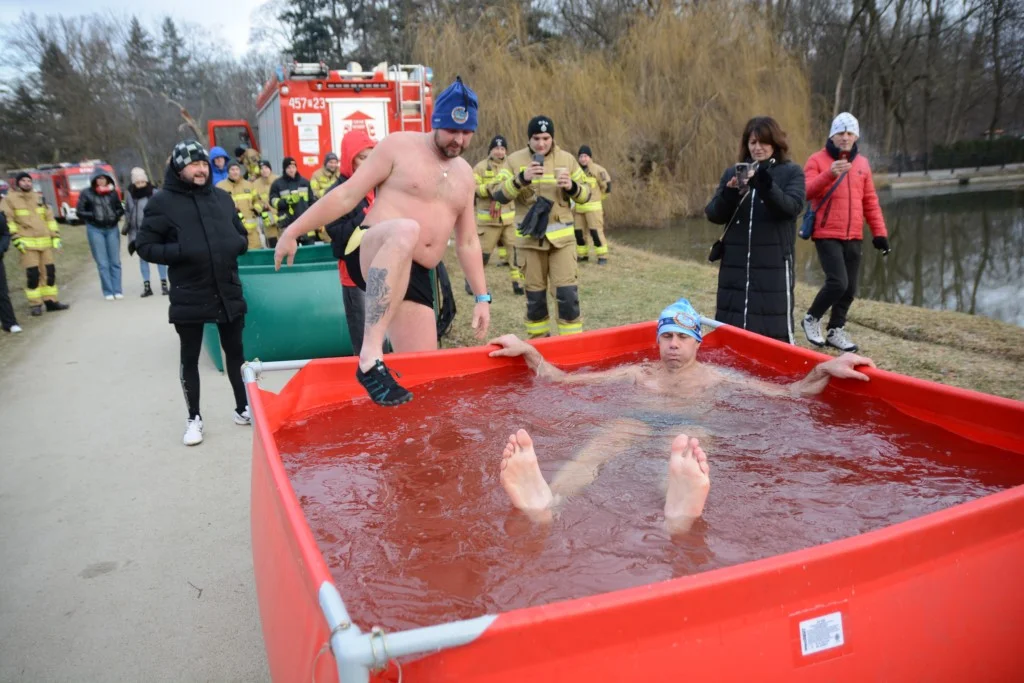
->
[705, 116, 806, 343]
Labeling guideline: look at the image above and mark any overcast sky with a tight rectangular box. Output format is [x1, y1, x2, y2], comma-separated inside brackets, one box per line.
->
[0, 0, 270, 57]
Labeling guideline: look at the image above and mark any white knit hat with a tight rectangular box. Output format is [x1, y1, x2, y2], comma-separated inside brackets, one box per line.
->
[830, 112, 860, 139]
[130, 167, 148, 184]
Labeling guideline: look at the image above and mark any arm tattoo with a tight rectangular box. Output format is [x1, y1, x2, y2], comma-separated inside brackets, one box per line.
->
[364, 267, 391, 327]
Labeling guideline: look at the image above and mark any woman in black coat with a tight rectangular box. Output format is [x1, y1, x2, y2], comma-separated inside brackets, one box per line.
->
[705, 116, 805, 343]
[135, 140, 250, 447]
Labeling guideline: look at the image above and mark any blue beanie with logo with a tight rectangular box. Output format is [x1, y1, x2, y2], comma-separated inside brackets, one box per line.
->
[431, 76, 478, 132]
[656, 298, 703, 343]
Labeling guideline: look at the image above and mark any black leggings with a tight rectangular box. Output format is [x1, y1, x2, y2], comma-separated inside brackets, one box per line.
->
[175, 318, 247, 419]
[807, 238, 862, 329]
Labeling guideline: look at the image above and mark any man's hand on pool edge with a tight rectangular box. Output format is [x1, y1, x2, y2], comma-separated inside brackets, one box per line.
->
[488, 334, 533, 358]
[818, 353, 876, 382]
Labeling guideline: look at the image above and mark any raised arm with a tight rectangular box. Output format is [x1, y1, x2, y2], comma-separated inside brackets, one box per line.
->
[275, 138, 394, 268]
[488, 334, 639, 385]
[720, 352, 876, 397]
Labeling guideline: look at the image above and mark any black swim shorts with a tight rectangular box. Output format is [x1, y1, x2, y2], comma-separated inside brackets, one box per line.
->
[343, 226, 435, 309]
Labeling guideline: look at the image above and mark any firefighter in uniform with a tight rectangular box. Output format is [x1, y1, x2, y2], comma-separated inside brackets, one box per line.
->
[0, 172, 70, 315]
[492, 116, 590, 337]
[472, 135, 524, 296]
[309, 152, 341, 242]
[573, 145, 612, 264]
[235, 146, 262, 180]
[217, 161, 263, 249]
[252, 159, 279, 247]
[269, 157, 316, 245]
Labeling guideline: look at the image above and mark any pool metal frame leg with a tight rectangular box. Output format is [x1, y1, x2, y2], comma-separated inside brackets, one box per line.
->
[243, 318, 723, 679]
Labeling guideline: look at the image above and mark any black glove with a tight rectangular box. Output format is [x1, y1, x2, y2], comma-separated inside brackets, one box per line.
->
[127, 240, 136, 257]
[873, 236, 891, 254]
[749, 164, 773, 192]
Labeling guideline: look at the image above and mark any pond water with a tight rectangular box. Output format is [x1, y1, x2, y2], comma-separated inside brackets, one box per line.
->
[612, 185, 1024, 326]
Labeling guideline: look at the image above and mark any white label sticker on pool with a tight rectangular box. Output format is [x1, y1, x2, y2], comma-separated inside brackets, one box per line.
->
[799, 611, 845, 656]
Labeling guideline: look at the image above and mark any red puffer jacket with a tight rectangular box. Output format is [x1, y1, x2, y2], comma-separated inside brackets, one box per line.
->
[804, 147, 887, 241]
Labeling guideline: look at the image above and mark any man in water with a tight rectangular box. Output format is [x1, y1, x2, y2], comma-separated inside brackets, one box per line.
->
[274, 77, 491, 407]
[488, 298, 876, 534]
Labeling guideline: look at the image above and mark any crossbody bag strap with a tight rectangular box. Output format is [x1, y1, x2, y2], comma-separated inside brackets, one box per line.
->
[816, 170, 849, 215]
[718, 190, 751, 242]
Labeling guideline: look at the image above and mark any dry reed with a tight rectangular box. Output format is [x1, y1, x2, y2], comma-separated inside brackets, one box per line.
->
[415, 5, 815, 225]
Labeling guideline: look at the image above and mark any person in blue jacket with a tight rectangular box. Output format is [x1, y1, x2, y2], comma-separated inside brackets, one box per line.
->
[209, 146, 231, 186]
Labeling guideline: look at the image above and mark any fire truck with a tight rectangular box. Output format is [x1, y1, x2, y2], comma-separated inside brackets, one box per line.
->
[37, 160, 120, 223]
[208, 62, 435, 179]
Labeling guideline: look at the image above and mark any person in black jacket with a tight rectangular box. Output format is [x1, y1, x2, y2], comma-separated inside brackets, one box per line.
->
[0, 212, 22, 333]
[269, 157, 316, 245]
[136, 140, 250, 447]
[77, 169, 126, 300]
[705, 116, 805, 343]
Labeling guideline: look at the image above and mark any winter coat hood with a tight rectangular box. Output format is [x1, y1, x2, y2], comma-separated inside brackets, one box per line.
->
[90, 169, 117, 191]
[210, 146, 231, 185]
[341, 130, 376, 178]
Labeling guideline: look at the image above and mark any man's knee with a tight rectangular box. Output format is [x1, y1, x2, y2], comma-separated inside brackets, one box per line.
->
[526, 290, 548, 321]
[825, 271, 848, 293]
[556, 285, 580, 321]
[25, 266, 40, 289]
[389, 219, 421, 250]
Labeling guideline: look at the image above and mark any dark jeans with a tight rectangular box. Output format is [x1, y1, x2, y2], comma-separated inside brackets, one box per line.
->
[175, 317, 247, 419]
[808, 238, 862, 329]
[0, 255, 17, 329]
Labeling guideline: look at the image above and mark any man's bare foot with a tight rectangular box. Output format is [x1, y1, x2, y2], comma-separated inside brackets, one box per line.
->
[500, 429, 554, 524]
[664, 434, 711, 535]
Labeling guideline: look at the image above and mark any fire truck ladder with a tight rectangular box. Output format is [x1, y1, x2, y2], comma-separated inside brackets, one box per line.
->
[390, 64, 428, 132]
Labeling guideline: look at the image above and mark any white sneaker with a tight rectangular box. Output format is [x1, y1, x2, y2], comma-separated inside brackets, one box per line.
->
[183, 417, 204, 446]
[826, 327, 859, 353]
[233, 407, 252, 426]
[7, 325, 21, 333]
[113, 294, 124, 300]
[802, 314, 825, 347]
[104, 295, 115, 301]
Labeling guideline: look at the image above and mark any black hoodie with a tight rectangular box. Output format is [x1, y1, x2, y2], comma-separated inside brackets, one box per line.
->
[76, 170, 125, 228]
[136, 165, 249, 324]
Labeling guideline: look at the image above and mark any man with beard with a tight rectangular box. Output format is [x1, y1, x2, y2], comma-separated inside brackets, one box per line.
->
[274, 77, 490, 407]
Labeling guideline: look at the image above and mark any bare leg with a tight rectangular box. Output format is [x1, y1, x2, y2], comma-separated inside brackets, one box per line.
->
[664, 434, 711, 535]
[500, 430, 554, 524]
[387, 301, 438, 353]
[500, 420, 647, 523]
[548, 418, 648, 499]
[356, 219, 420, 372]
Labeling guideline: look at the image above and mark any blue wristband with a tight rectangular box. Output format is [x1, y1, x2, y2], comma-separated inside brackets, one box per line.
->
[475, 294, 492, 304]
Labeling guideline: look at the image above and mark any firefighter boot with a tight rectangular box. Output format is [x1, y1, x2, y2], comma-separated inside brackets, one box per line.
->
[30, 305, 43, 316]
[141, 281, 154, 298]
[44, 300, 69, 312]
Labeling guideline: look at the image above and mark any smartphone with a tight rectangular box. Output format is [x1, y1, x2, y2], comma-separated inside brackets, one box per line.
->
[532, 153, 545, 166]
[839, 151, 850, 161]
[735, 163, 750, 189]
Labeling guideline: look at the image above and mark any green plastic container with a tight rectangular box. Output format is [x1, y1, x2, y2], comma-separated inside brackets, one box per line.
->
[204, 245, 352, 371]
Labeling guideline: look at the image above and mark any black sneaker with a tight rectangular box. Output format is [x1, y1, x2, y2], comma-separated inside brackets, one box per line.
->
[44, 300, 70, 311]
[30, 305, 43, 316]
[356, 360, 413, 406]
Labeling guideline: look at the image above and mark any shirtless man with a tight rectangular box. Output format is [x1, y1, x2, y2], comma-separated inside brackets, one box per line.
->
[488, 298, 876, 534]
[274, 77, 491, 406]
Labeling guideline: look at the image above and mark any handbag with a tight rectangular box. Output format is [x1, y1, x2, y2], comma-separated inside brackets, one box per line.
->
[799, 171, 848, 240]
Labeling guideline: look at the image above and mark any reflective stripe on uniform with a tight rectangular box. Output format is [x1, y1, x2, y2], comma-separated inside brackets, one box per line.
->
[19, 236, 53, 249]
[24, 287, 41, 302]
[525, 318, 550, 336]
[546, 224, 574, 241]
[575, 201, 602, 213]
[14, 209, 30, 216]
[40, 284, 58, 298]
[557, 321, 583, 335]
[594, 244, 609, 256]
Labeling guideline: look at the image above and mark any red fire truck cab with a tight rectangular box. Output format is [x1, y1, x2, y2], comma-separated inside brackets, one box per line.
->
[37, 160, 120, 223]
[208, 62, 435, 180]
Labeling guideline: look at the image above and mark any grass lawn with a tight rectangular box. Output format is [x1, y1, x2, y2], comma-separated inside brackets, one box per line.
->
[439, 240, 1024, 401]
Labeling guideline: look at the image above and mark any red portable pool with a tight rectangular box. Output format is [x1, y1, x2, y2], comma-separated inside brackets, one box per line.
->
[243, 320, 1024, 682]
